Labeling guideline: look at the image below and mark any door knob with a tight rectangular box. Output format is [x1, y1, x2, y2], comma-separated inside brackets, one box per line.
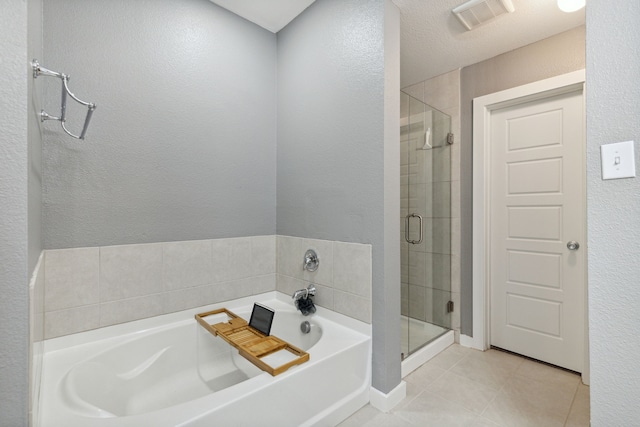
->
[567, 241, 580, 251]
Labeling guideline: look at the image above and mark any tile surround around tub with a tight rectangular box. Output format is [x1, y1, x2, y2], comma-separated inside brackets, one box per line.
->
[277, 235, 334, 287]
[43, 236, 277, 338]
[162, 239, 213, 291]
[44, 304, 99, 338]
[211, 237, 253, 283]
[43, 235, 371, 338]
[276, 235, 372, 324]
[44, 247, 100, 311]
[100, 243, 163, 302]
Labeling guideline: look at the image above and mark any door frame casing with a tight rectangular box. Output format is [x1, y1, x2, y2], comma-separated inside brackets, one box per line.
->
[464, 69, 588, 381]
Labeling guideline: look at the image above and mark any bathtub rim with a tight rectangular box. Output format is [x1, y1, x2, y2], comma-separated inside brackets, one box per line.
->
[43, 291, 371, 354]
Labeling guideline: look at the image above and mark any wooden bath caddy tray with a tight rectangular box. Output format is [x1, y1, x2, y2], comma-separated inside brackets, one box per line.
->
[195, 308, 309, 376]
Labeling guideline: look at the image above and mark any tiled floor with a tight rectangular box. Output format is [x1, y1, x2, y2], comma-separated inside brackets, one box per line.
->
[339, 344, 590, 427]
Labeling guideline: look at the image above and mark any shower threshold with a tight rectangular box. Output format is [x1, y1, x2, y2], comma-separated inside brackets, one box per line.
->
[400, 316, 454, 378]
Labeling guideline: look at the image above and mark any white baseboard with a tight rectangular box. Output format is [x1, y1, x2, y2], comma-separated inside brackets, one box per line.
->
[460, 333, 484, 351]
[369, 381, 407, 413]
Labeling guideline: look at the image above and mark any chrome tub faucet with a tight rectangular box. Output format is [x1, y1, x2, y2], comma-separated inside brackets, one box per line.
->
[292, 284, 316, 316]
[292, 284, 316, 301]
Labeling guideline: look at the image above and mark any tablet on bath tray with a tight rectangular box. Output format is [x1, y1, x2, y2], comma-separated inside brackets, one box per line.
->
[249, 303, 275, 336]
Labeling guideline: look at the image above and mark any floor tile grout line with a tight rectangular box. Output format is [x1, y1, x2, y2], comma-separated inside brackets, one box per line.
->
[415, 389, 481, 416]
[478, 378, 508, 426]
[392, 388, 426, 415]
[510, 365, 582, 393]
[394, 410, 418, 426]
[562, 381, 581, 427]
[438, 365, 507, 394]
[501, 355, 525, 385]
[439, 346, 472, 372]
[447, 348, 525, 392]
[427, 373, 502, 417]
[399, 364, 450, 413]
[393, 393, 419, 425]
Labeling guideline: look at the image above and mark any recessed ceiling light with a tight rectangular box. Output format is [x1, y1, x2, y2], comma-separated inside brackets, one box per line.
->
[557, 0, 585, 13]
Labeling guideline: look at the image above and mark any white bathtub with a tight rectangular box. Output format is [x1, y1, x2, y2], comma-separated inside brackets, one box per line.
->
[40, 292, 371, 427]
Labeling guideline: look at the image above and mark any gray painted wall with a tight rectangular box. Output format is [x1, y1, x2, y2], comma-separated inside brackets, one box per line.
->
[28, 0, 43, 274]
[0, 0, 39, 422]
[42, 0, 402, 395]
[277, 0, 401, 393]
[43, 0, 277, 249]
[277, 0, 385, 243]
[28, 0, 44, 423]
[459, 26, 585, 335]
[586, 3, 640, 424]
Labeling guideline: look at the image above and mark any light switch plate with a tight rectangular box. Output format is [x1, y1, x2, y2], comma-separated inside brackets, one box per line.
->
[601, 141, 636, 180]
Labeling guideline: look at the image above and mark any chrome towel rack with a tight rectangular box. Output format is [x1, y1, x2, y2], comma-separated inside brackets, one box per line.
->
[31, 59, 96, 140]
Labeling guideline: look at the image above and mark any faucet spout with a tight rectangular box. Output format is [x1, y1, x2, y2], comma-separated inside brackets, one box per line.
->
[292, 284, 317, 316]
[292, 284, 316, 301]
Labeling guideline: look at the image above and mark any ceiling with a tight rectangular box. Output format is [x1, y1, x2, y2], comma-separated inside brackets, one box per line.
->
[209, 0, 316, 33]
[392, 0, 585, 86]
[210, 0, 585, 87]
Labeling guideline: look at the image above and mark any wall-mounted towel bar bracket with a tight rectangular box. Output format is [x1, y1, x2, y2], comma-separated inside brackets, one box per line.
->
[32, 59, 96, 140]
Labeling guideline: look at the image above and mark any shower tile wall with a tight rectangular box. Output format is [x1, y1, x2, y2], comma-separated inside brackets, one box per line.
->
[42, 235, 372, 339]
[401, 107, 452, 328]
[402, 69, 461, 334]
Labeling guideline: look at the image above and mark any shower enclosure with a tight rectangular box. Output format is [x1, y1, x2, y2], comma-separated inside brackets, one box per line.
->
[400, 91, 452, 359]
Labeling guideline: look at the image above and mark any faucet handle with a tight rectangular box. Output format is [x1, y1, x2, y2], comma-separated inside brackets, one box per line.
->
[306, 284, 316, 297]
[303, 249, 319, 272]
[292, 284, 316, 301]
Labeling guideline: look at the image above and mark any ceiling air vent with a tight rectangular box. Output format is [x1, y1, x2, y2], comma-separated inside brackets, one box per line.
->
[452, 0, 515, 31]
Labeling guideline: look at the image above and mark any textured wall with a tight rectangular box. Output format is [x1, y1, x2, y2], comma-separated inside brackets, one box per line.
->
[43, 0, 277, 249]
[277, 0, 385, 243]
[28, 0, 43, 274]
[28, 0, 44, 422]
[586, 3, 640, 424]
[459, 26, 585, 335]
[0, 0, 30, 423]
[277, 0, 401, 393]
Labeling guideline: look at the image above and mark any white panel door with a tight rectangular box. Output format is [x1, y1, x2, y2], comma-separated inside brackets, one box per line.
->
[489, 88, 585, 372]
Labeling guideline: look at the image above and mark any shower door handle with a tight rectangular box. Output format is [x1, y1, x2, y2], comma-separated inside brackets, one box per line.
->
[405, 213, 423, 245]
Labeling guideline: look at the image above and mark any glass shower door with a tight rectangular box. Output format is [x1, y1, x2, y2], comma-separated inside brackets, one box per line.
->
[401, 91, 453, 358]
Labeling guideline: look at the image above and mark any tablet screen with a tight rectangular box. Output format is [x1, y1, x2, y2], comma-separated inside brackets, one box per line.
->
[249, 303, 275, 336]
